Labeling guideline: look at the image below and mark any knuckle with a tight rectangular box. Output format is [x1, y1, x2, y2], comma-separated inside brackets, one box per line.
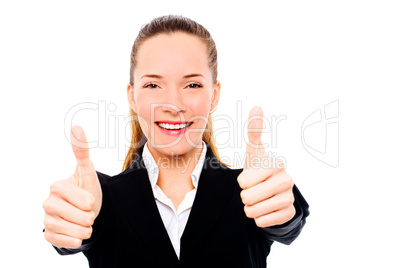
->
[278, 207, 295, 225]
[243, 206, 253, 218]
[288, 194, 295, 205]
[44, 233, 60, 247]
[42, 199, 51, 211]
[255, 217, 267, 228]
[86, 212, 96, 226]
[70, 239, 83, 249]
[237, 174, 246, 189]
[43, 217, 49, 227]
[43, 230, 53, 242]
[289, 206, 296, 219]
[283, 174, 294, 188]
[42, 199, 57, 214]
[50, 180, 66, 195]
[49, 182, 60, 194]
[44, 231, 61, 248]
[283, 194, 294, 207]
[82, 227, 93, 240]
[43, 216, 55, 230]
[278, 178, 292, 192]
[240, 191, 248, 204]
[86, 195, 95, 211]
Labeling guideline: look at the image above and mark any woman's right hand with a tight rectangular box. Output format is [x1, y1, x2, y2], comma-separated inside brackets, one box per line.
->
[43, 126, 103, 249]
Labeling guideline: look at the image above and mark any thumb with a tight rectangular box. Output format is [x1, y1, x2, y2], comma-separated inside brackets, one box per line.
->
[71, 125, 90, 165]
[70, 126, 102, 217]
[70, 126, 95, 189]
[244, 106, 267, 169]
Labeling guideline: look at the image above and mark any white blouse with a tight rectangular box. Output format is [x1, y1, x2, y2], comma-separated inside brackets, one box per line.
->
[141, 141, 207, 259]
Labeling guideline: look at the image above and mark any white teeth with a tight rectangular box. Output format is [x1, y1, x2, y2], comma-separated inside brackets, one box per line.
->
[158, 122, 191, 130]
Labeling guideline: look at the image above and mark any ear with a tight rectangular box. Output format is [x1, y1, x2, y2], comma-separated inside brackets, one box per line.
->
[210, 81, 221, 112]
[127, 83, 137, 112]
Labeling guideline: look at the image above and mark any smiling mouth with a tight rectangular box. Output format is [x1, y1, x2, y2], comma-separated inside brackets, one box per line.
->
[155, 121, 193, 130]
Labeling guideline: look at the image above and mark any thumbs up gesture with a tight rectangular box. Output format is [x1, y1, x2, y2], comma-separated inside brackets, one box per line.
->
[237, 107, 295, 228]
[43, 126, 102, 249]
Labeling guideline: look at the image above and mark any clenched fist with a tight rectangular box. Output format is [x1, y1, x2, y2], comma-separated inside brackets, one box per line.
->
[238, 107, 295, 228]
[43, 126, 102, 249]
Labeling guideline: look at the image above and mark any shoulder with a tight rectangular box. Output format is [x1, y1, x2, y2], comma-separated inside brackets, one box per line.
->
[95, 170, 111, 181]
[96, 168, 152, 199]
[220, 166, 243, 178]
[203, 161, 244, 190]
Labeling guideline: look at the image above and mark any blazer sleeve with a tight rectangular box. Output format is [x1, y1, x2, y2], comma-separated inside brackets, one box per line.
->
[52, 171, 110, 255]
[257, 184, 310, 245]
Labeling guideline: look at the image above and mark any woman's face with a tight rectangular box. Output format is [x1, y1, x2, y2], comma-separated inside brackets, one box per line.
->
[128, 32, 220, 157]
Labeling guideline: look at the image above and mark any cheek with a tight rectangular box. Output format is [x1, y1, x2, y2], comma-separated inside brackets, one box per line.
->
[188, 93, 211, 125]
[190, 92, 211, 114]
[135, 96, 153, 137]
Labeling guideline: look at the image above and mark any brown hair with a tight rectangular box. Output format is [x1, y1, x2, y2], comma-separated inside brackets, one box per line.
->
[122, 15, 229, 171]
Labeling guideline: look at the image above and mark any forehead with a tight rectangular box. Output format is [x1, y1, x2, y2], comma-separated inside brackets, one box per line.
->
[135, 32, 210, 79]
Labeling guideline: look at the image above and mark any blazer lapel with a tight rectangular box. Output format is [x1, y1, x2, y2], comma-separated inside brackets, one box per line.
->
[180, 143, 238, 259]
[109, 142, 237, 263]
[108, 145, 179, 263]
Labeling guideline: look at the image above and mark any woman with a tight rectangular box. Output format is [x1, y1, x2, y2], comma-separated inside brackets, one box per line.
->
[43, 15, 309, 268]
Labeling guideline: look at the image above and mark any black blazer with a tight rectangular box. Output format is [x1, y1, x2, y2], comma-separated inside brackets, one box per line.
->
[56, 142, 309, 268]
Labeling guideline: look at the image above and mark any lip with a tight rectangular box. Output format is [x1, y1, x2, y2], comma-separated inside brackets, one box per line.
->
[155, 120, 190, 124]
[155, 121, 193, 136]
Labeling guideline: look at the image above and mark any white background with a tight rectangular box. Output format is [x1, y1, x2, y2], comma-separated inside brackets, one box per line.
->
[1, 0, 401, 267]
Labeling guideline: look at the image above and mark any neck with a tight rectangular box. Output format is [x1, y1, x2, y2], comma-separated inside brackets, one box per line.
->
[147, 140, 203, 179]
[144, 141, 205, 210]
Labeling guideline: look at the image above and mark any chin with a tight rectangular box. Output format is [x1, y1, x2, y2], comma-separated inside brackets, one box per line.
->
[150, 138, 199, 157]
[157, 146, 189, 158]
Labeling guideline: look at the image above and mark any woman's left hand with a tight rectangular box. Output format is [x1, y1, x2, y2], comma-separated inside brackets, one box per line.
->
[237, 106, 296, 228]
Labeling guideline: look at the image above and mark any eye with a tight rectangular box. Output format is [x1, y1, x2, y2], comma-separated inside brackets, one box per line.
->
[186, 83, 203, 89]
[143, 83, 158, 89]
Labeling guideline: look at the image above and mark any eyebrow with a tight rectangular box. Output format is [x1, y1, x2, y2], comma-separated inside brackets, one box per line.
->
[140, 73, 205, 79]
[183, 73, 204, 79]
[141, 74, 163, 79]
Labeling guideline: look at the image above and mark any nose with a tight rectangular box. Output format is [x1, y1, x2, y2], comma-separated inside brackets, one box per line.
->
[160, 87, 187, 114]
